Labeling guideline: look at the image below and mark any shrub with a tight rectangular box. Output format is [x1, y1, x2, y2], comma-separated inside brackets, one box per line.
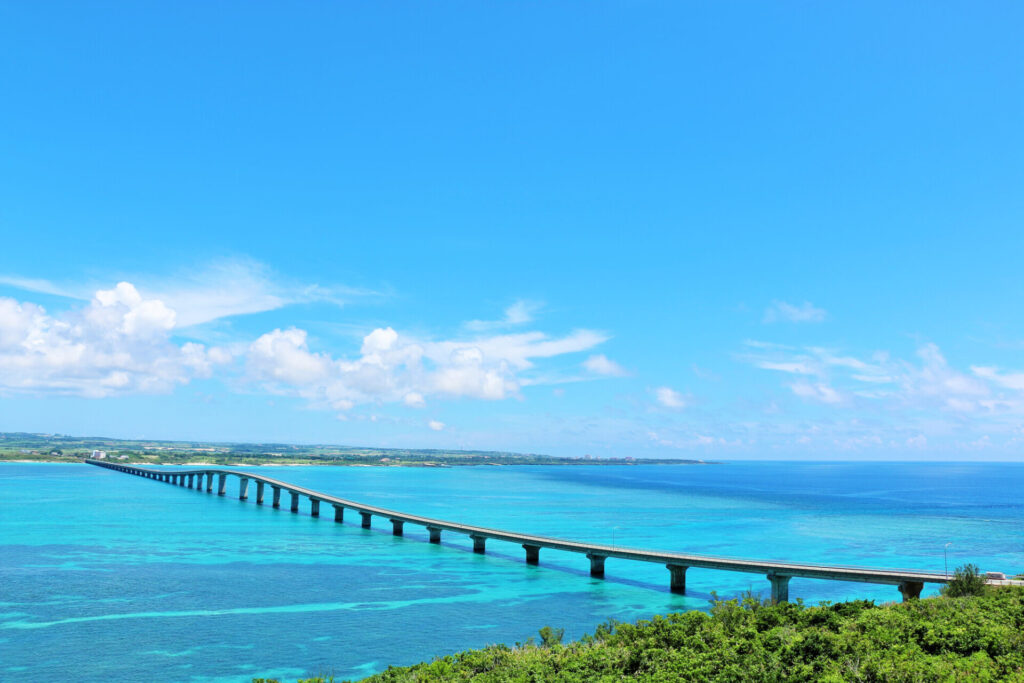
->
[942, 563, 988, 598]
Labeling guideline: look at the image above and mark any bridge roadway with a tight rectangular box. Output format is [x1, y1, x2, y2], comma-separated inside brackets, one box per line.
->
[89, 459, 976, 603]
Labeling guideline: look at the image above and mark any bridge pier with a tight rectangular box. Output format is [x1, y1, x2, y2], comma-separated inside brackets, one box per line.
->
[187, 474, 195, 489]
[587, 554, 606, 578]
[178, 474, 185, 486]
[898, 581, 924, 602]
[523, 544, 540, 565]
[290, 491, 299, 513]
[667, 564, 689, 594]
[332, 504, 344, 522]
[768, 572, 791, 603]
[360, 511, 372, 528]
[239, 477, 249, 500]
[195, 473, 203, 489]
[428, 527, 442, 543]
[218, 474, 227, 496]
[391, 519, 404, 536]
[272, 486, 281, 508]
[471, 535, 486, 554]
[310, 499, 320, 517]
[256, 481, 265, 505]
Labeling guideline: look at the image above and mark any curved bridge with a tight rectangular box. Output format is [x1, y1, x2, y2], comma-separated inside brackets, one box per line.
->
[88, 459, 986, 602]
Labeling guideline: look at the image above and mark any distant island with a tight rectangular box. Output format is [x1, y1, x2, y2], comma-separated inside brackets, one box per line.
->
[0, 432, 711, 468]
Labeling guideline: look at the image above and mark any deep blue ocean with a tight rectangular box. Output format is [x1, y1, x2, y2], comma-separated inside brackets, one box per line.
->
[1, 461, 1022, 682]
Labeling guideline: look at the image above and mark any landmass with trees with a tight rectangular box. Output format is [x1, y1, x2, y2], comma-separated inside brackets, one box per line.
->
[0, 432, 708, 467]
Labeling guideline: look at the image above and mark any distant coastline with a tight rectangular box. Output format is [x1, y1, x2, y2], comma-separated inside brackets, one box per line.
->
[0, 431, 712, 468]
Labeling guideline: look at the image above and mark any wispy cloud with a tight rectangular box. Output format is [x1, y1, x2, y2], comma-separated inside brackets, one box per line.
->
[654, 386, 688, 409]
[582, 354, 628, 377]
[465, 300, 543, 331]
[763, 300, 827, 323]
[0, 258, 378, 330]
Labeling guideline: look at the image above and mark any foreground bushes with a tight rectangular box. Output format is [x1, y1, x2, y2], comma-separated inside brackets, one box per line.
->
[255, 587, 1024, 682]
[362, 587, 1024, 682]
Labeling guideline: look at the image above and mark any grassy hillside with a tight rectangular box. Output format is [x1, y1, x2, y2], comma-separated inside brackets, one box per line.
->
[257, 586, 1024, 682]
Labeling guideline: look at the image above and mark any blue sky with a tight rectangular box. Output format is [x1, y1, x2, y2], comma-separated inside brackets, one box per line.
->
[1, 2, 1022, 459]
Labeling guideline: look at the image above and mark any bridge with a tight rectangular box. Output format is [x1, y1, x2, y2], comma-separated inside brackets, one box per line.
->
[87, 459, 1005, 603]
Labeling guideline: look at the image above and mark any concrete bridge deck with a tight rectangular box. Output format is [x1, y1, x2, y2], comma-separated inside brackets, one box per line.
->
[88, 459, 1015, 602]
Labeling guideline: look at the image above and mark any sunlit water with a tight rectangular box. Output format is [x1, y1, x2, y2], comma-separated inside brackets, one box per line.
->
[2, 461, 1022, 682]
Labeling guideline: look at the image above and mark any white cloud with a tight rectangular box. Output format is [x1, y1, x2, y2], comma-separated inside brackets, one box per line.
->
[0, 283, 231, 397]
[465, 300, 543, 331]
[972, 366, 1024, 391]
[428, 419, 446, 431]
[654, 386, 687, 409]
[582, 354, 628, 377]
[0, 258, 376, 330]
[790, 381, 842, 404]
[906, 434, 927, 449]
[756, 360, 820, 375]
[743, 339, 1024, 423]
[246, 325, 607, 412]
[403, 391, 426, 407]
[764, 300, 827, 323]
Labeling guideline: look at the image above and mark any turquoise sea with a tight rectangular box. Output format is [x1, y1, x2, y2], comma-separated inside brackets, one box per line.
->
[2, 461, 1022, 682]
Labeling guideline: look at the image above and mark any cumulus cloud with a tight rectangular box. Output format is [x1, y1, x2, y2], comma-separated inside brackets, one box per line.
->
[246, 325, 607, 412]
[582, 354, 628, 377]
[428, 419, 446, 431]
[763, 300, 827, 323]
[654, 386, 688, 409]
[0, 283, 231, 397]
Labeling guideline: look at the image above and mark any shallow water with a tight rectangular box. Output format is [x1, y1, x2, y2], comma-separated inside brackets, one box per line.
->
[2, 461, 1022, 681]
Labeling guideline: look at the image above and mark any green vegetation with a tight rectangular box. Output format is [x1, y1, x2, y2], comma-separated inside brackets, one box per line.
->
[0, 432, 708, 467]
[941, 563, 988, 598]
[256, 585, 1024, 682]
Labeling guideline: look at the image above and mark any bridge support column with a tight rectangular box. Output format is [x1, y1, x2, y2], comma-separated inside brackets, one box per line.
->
[471, 535, 486, 554]
[194, 473, 202, 489]
[256, 481, 265, 505]
[310, 499, 320, 517]
[523, 544, 540, 565]
[667, 564, 689, 594]
[290, 492, 299, 512]
[898, 581, 924, 602]
[390, 519, 404, 536]
[239, 477, 249, 500]
[360, 511, 372, 528]
[218, 474, 227, 495]
[768, 572, 791, 603]
[206, 474, 214, 492]
[333, 505, 344, 522]
[272, 486, 281, 508]
[587, 554, 606, 578]
[428, 527, 442, 544]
